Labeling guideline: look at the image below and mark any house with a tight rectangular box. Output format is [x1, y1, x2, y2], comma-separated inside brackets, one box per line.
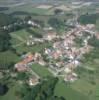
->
[52, 50, 62, 59]
[64, 73, 77, 82]
[27, 20, 40, 27]
[43, 32, 57, 41]
[27, 41, 35, 46]
[86, 24, 95, 29]
[22, 52, 34, 64]
[64, 67, 72, 73]
[29, 76, 39, 86]
[38, 60, 46, 66]
[15, 62, 28, 72]
[95, 33, 99, 39]
[15, 52, 34, 72]
[43, 27, 53, 31]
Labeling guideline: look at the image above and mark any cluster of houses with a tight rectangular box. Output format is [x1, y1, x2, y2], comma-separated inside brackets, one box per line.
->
[26, 31, 58, 46]
[14, 19, 97, 83]
[26, 35, 44, 46]
[15, 52, 45, 86]
[27, 20, 40, 28]
[44, 24, 96, 82]
[1, 20, 40, 31]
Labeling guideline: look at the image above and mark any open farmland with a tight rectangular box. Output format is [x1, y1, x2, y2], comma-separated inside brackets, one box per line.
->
[5, 4, 50, 15]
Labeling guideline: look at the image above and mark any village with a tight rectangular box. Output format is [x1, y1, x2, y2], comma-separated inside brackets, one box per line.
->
[14, 19, 98, 86]
[0, 0, 99, 99]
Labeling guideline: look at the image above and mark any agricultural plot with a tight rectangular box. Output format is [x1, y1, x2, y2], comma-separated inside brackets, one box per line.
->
[71, 79, 95, 95]
[15, 41, 52, 54]
[10, 29, 52, 54]
[0, 50, 20, 63]
[4, 4, 52, 15]
[31, 63, 52, 78]
[10, 36, 23, 48]
[54, 79, 89, 100]
[10, 29, 29, 48]
[0, 50, 20, 70]
[10, 29, 31, 40]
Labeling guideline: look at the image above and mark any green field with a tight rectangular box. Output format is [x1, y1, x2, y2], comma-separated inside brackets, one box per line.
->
[10, 37, 22, 46]
[15, 42, 52, 54]
[54, 79, 89, 100]
[3, 3, 52, 15]
[31, 63, 52, 78]
[0, 50, 20, 63]
[71, 79, 95, 94]
[10, 28, 52, 54]
[10, 29, 31, 40]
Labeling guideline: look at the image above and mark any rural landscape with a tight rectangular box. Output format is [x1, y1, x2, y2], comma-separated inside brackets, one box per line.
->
[0, 0, 99, 100]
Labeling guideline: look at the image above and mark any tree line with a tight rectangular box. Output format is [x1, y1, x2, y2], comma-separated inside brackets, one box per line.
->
[15, 77, 66, 100]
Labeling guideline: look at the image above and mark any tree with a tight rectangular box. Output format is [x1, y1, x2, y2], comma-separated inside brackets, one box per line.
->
[22, 77, 61, 100]
[15, 83, 31, 98]
[0, 84, 8, 95]
[88, 35, 99, 48]
[23, 84, 41, 100]
[24, 15, 32, 21]
[96, 19, 99, 31]
[48, 18, 65, 30]
[17, 72, 29, 80]
[78, 13, 99, 25]
[0, 13, 16, 27]
[0, 29, 11, 52]
[49, 96, 66, 100]
[54, 9, 63, 15]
